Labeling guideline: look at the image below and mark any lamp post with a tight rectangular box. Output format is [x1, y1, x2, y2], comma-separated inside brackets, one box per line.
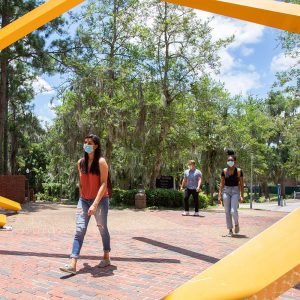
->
[250, 154, 253, 209]
[25, 168, 30, 202]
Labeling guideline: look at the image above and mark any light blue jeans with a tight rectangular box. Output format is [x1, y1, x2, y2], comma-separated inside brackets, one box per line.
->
[222, 186, 240, 230]
[71, 197, 111, 259]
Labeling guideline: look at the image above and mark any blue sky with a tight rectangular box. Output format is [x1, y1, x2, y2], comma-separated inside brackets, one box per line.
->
[32, 4, 296, 126]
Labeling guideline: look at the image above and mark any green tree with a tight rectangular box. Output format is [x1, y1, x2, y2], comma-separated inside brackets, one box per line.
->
[0, 0, 65, 174]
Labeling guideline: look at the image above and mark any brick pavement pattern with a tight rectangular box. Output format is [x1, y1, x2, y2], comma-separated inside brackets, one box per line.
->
[0, 203, 299, 299]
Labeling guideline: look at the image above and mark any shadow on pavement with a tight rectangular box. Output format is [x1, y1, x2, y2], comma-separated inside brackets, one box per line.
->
[77, 263, 117, 278]
[60, 264, 117, 279]
[0, 250, 180, 264]
[231, 234, 249, 239]
[133, 237, 219, 264]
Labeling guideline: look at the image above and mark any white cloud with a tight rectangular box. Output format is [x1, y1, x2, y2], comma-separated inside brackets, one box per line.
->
[270, 52, 299, 73]
[241, 47, 254, 56]
[31, 77, 54, 95]
[37, 115, 51, 123]
[195, 12, 265, 96]
[195, 12, 265, 48]
[217, 71, 261, 96]
[172, 10, 264, 91]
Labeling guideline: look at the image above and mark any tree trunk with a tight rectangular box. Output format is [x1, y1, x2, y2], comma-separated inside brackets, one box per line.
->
[3, 79, 9, 174]
[105, 126, 114, 163]
[261, 180, 269, 200]
[0, 1, 9, 175]
[10, 107, 18, 174]
[150, 120, 169, 188]
[136, 82, 146, 143]
[0, 57, 8, 175]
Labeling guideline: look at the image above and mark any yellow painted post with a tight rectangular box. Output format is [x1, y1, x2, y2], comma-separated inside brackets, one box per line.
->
[0, 196, 21, 212]
[0, 214, 7, 227]
[0, 0, 85, 51]
[163, 0, 300, 34]
[163, 208, 300, 299]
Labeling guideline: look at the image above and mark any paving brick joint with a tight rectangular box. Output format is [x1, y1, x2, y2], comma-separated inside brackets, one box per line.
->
[0, 202, 299, 299]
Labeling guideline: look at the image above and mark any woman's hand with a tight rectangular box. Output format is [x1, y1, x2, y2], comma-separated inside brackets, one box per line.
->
[240, 196, 244, 203]
[88, 204, 97, 216]
[218, 195, 222, 205]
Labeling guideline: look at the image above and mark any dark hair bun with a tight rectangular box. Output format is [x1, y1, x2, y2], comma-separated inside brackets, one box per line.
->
[227, 149, 235, 156]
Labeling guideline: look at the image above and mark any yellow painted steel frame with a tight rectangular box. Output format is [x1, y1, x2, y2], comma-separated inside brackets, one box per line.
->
[0, 0, 84, 51]
[0, 214, 7, 227]
[0, 0, 299, 51]
[163, 0, 300, 34]
[0, 0, 299, 299]
[163, 208, 300, 300]
[0, 196, 21, 212]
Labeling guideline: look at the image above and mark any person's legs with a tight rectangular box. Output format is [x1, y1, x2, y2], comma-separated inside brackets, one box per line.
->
[231, 187, 240, 233]
[183, 189, 192, 214]
[60, 198, 91, 274]
[222, 187, 233, 231]
[95, 197, 111, 267]
[192, 190, 199, 213]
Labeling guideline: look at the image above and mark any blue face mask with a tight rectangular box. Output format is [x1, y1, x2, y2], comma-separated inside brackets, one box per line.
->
[83, 144, 94, 154]
[227, 161, 235, 167]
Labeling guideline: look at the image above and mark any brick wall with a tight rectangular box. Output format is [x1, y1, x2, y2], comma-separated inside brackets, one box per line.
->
[0, 176, 26, 203]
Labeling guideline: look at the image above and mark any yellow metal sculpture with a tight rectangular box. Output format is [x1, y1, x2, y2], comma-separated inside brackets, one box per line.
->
[163, 0, 300, 34]
[163, 208, 300, 300]
[0, 0, 84, 51]
[0, 0, 299, 298]
[0, 0, 299, 50]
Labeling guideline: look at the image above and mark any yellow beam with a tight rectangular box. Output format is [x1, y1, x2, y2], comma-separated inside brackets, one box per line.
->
[163, 208, 300, 300]
[0, 196, 21, 212]
[0, 0, 85, 51]
[163, 0, 300, 34]
[0, 214, 7, 227]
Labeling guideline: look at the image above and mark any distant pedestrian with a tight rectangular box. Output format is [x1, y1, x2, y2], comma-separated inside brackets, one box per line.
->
[180, 160, 202, 216]
[60, 134, 111, 275]
[218, 150, 244, 236]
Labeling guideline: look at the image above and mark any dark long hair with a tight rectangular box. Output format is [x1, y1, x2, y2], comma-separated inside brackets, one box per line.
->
[80, 134, 102, 175]
[226, 149, 237, 161]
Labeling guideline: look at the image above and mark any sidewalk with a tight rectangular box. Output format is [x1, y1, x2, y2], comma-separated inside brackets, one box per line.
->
[0, 202, 299, 299]
[239, 199, 300, 213]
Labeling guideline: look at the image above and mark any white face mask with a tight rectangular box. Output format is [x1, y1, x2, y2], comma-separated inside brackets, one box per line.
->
[227, 161, 235, 167]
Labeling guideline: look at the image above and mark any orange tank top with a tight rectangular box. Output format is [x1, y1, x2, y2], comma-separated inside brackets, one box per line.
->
[79, 171, 109, 200]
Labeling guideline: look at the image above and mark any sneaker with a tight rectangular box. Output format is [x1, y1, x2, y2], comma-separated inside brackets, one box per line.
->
[228, 229, 234, 236]
[59, 264, 76, 275]
[194, 212, 200, 216]
[234, 224, 240, 234]
[182, 211, 189, 216]
[98, 259, 111, 268]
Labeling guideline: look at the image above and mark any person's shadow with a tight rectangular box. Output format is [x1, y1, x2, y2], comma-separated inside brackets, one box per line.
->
[60, 263, 117, 279]
[231, 234, 248, 239]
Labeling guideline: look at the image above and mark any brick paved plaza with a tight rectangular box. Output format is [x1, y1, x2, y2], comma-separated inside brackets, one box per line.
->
[0, 203, 299, 299]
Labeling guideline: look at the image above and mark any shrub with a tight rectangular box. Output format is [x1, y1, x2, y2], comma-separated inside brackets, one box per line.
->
[145, 189, 183, 208]
[198, 192, 209, 209]
[111, 188, 209, 209]
[110, 188, 137, 206]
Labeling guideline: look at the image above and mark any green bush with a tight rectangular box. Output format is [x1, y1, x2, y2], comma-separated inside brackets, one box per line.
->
[110, 188, 210, 209]
[198, 192, 209, 209]
[69, 186, 80, 203]
[187, 192, 209, 209]
[35, 192, 59, 202]
[145, 189, 183, 208]
[110, 188, 137, 206]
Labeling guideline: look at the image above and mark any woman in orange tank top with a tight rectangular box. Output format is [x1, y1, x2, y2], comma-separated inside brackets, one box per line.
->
[60, 134, 111, 275]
